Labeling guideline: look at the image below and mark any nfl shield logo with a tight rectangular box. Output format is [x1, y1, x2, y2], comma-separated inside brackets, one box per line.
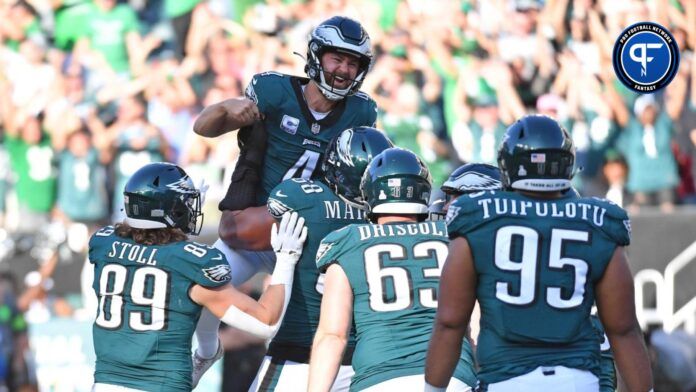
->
[311, 123, 321, 134]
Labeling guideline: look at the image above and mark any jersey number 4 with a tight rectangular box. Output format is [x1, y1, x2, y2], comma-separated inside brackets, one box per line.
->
[495, 226, 590, 309]
[283, 150, 320, 181]
[364, 241, 448, 312]
[95, 265, 169, 331]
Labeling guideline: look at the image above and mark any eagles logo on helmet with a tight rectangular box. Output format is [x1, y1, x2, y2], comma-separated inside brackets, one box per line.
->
[430, 163, 502, 221]
[323, 127, 394, 209]
[123, 162, 203, 235]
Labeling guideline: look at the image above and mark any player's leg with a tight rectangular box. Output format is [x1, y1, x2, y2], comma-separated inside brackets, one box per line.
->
[485, 366, 599, 392]
[236, 248, 276, 274]
[362, 375, 472, 392]
[195, 240, 259, 349]
[248, 356, 285, 391]
[250, 359, 327, 392]
[250, 346, 351, 391]
[193, 246, 277, 388]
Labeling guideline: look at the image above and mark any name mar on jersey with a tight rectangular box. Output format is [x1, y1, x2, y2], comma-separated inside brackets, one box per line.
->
[324, 200, 366, 220]
[474, 196, 608, 226]
[358, 221, 447, 241]
[108, 241, 159, 266]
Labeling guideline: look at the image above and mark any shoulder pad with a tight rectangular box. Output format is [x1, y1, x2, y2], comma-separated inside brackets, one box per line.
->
[267, 179, 325, 219]
[88, 226, 117, 263]
[176, 242, 231, 287]
[245, 72, 289, 106]
[353, 91, 372, 101]
[586, 197, 631, 246]
[445, 191, 496, 238]
[316, 225, 354, 271]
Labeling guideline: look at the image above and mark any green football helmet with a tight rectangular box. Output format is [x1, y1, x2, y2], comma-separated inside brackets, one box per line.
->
[360, 147, 432, 222]
[123, 162, 203, 235]
[322, 126, 394, 209]
[498, 115, 575, 192]
[306, 16, 373, 101]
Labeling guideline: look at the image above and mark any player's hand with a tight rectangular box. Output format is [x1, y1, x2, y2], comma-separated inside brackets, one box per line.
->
[271, 212, 308, 261]
[223, 97, 262, 125]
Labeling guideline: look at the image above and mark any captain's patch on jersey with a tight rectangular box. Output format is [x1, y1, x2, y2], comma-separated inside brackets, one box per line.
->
[203, 264, 231, 283]
[281, 115, 300, 135]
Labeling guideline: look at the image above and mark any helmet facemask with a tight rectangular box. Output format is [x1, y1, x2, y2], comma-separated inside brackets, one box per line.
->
[172, 191, 203, 235]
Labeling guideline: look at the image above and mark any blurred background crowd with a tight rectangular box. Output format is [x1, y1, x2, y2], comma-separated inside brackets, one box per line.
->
[0, 0, 695, 390]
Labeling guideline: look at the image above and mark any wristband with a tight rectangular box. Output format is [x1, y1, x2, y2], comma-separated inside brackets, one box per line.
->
[270, 253, 297, 285]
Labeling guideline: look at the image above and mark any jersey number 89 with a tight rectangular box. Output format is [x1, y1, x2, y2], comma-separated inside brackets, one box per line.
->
[95, 265, 169, 331]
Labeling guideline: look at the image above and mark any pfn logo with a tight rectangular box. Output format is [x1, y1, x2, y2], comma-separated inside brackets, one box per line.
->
[613, 22, 679, 93]
[629, 43, 664, 76]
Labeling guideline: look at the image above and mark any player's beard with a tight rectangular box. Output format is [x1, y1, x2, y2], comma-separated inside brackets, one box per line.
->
[326, 71, 353, 90]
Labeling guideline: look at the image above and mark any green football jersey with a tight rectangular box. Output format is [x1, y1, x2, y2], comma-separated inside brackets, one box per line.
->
[89, 226, 231, 391]
[316, 221, 476, 391]
[266, 178, 366, 348]
[244, 72, 378, 201]
[446, 190, 631, 384]
[591, 314, 617, 392]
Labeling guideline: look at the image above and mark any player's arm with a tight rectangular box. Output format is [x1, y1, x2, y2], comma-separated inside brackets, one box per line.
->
[308, 263, 353, 392]
[595, 247, 653, 392]
[191, 282, 286, 338]
[193, 97, 261, 137]
[218, 207, 275, 250]
[425, 236, 477, 389]
[191, 212, 307, 339]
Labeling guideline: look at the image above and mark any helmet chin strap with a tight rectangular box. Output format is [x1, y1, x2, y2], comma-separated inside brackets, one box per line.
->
[337, 192, 366, 211]
[317, 70, 353, 101]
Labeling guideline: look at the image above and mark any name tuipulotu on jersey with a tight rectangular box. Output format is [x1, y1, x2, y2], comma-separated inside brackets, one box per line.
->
[470, 196, 609, 226]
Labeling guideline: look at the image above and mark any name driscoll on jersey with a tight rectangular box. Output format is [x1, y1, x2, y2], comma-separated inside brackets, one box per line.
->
[358, 221, 447, 241]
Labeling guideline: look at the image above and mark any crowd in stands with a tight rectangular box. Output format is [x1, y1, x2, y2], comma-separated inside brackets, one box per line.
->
[0, 0, 694, 390]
